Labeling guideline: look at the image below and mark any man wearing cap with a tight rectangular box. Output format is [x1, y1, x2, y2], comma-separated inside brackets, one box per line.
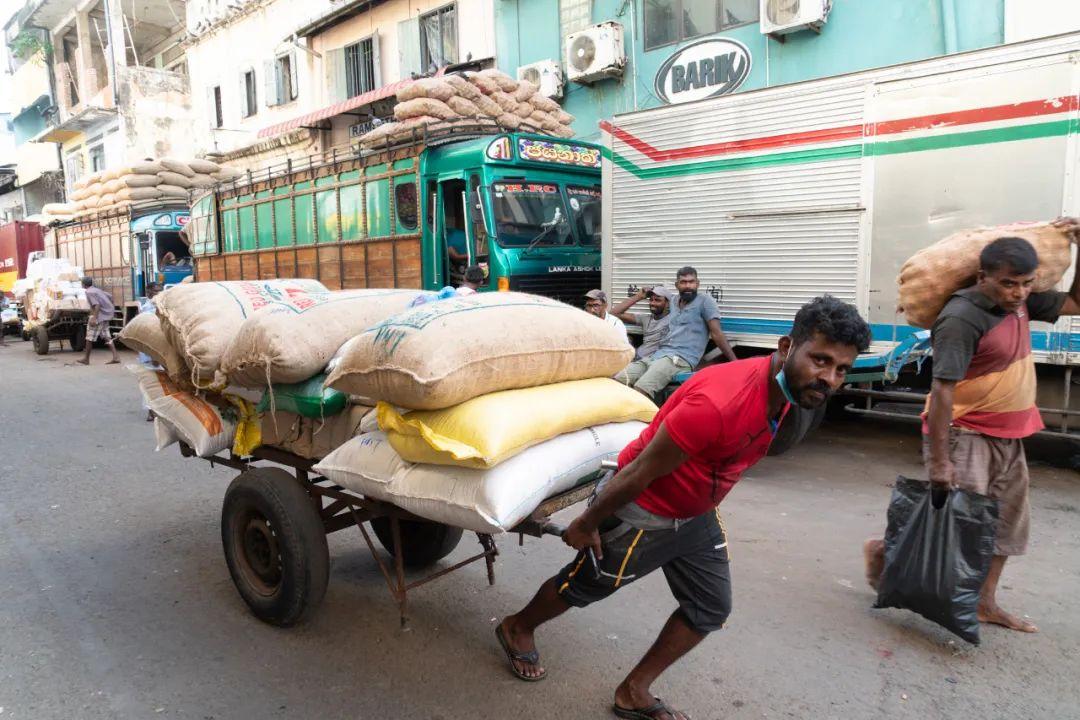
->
[585, 289, 629, 344]
[611, 286, 673, 361]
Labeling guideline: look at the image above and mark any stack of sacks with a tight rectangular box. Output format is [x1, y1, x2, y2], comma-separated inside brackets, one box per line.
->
[898, 221, 1078, 328]
[314, 292, 656, 533]
[62, 157, 243, 221]
[16, 256, 90, 324]
[357, 70, 576, 149]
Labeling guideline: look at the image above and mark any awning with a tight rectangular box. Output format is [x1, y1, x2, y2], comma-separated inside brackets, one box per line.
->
[256, 78, 414, 139]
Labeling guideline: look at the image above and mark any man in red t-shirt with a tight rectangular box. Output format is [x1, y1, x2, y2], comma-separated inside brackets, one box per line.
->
[495, 297, 871, 720]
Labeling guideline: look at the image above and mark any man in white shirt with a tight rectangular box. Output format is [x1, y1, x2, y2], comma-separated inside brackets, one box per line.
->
[456, 265, 485, 296]
[584, 289, 629, 344]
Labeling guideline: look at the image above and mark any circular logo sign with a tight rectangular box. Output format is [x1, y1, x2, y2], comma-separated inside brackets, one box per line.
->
[654, 37, 752, 105]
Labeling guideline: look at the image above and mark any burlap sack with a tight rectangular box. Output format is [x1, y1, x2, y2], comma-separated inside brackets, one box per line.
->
[531, 94, 561, 113]
[446, 96, 481, 117]
[100, 168, 120, 182]
[159, 158, 195, 177]
[497, 113, 523, 130]
[465, 71, 500, 95]
[478, 69, 518, 93]
[389, 116, 442, 142]
[398, 77, 456, 102]
[119, 173, 161, 188]
[325, 292, 635, 410]
[118, 186, 163, 201]
[490, 91, 519, 113]
[98, 192, 117, 206]
[516, 102, 536, 119]
[102, 178, 123, 194]
[221, 288, 423, 388]
[898, 222, 1077, 328]
[443, 74, 483, 101]
[119, 313, 189, 380]
[42, 202, 78, 215]
[473, 94, 503, 118]
[212, 166, 244, 181]
[554, 109, 575, 125]
[188, 159, 221, 175]
[158, 171, 193, 188]
[158, 185, 189, 199]
[540, 115, 562, 133]
[394, 98, 457, 121]
[260, 405, 372, 460]
[189, 173, 217, 189]
[155, 279, 329, 385]
[549, 124, 575, 139]
[513, 80, 539, 102]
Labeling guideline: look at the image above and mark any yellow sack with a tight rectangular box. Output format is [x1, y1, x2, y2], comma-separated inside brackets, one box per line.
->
[226, 395, 262, 456]
[378, 378, 657, 469]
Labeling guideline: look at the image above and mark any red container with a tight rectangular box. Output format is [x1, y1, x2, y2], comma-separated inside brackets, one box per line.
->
[0, 221, 45, 296]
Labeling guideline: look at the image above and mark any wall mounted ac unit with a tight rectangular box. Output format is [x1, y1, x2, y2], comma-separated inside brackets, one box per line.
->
[517, 60, 564, 100]
[564, 21, 625, 84]
[760, 0, 832, 36]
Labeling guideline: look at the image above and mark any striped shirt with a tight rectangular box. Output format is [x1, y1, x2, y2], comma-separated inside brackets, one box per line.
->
[926, 287, 1065, 438]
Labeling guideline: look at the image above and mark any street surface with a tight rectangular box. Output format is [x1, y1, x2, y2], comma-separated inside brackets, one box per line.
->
[0, 341, 1078, 720]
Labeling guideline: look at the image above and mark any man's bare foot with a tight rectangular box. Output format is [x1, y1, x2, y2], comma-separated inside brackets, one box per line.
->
[863, 538, 885, 591]
[106, 359, 120, 365]
[77, 359, 89, 365]
[978, 602, 1038, 633]
[615, 680, 690, 720]
[497, 617, 545, 680]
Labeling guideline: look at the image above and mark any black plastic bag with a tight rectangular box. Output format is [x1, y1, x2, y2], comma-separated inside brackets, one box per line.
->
[874, 476, 998, 644]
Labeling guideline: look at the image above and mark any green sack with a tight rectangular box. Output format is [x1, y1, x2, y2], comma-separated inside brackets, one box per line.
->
[257, 374, 347, 419]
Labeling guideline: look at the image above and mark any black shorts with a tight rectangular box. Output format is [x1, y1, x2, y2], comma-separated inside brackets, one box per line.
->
[552, 508, 732, 634]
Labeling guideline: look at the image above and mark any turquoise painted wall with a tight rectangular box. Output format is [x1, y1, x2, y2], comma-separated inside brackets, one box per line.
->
[495, 0, 1005, 142]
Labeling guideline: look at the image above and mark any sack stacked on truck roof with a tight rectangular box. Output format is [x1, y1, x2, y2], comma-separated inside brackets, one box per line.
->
[356, 70, 575, 149]
[325, 292, 635, 410]
[220, 288, 424, 387]
[897, 222, 1077, 328]
[154, 279, 329, 386]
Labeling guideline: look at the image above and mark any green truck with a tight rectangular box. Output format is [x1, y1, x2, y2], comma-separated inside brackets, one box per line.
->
[188, 130, 603, 304]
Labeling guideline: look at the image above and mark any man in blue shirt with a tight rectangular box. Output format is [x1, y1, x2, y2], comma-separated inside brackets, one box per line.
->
[615, 266, 737, 400]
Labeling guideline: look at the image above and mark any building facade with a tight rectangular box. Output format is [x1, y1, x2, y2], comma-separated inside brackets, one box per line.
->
[494, 0, 1080, 143]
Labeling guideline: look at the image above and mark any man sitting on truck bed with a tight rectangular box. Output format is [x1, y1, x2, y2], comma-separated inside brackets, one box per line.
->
[615, 267, 737, 400]
[78, 277, 120, 366]
[496, 295, 871, 720]
[864, 225, 1080, 634]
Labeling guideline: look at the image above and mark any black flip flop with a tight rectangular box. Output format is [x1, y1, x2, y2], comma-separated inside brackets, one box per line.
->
[495, 623, 546, 682]
[613, 698, 689, 720]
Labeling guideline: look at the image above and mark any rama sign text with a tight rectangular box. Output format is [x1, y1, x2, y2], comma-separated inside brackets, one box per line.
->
[654, 38, 751, 105]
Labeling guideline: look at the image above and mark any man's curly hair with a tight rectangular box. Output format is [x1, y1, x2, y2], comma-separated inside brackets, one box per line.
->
[791, 295, 871, 353]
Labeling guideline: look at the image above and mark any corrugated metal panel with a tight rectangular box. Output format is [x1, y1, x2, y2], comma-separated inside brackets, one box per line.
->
[609, 81, 867, 325]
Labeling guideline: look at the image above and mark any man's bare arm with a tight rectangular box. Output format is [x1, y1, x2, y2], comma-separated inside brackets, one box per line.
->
[1053, 217, 1080, 315]
[611, 289, 646, 324]
[926, 378, 957, 486]
[563, 424, 687, 558]
[707, 318, 737, 362]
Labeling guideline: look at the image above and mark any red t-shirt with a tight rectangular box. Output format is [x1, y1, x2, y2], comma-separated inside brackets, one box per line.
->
[619, 355, 786, 519]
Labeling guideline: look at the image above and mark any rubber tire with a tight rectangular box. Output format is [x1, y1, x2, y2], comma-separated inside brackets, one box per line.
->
[221, 468, 329, 627]
[70, 324, 86, 353]
[371, 517, 464, 569]
[32, 325, 49, 355]
[767, 403, 827, 457]
[21, 328, 31, 341]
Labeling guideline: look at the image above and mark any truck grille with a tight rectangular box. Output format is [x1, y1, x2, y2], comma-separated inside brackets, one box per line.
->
[509, 271, 600, 308]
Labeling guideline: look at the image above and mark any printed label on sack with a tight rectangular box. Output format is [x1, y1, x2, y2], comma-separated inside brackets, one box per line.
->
[174, 394, 223, 436]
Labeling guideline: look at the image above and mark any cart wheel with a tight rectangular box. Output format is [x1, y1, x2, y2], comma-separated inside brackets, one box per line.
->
[371, 517, 464, 569]
[221, 468, 329, 627]
[767, 403, 827, 456]
[32, 325, 49, 355]
[21, 328, 31, 341]
[70, 324, 86, 353]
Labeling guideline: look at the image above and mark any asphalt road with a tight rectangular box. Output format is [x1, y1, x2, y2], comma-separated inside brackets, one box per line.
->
[1, 340, 1078, 720]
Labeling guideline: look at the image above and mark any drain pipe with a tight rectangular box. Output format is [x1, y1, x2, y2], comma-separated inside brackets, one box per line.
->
[941, 0, 959, 55]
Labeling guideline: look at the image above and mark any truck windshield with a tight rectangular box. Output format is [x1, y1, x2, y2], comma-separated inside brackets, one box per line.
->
[566, 185, 601, 245]
[490, 182, 572, 247]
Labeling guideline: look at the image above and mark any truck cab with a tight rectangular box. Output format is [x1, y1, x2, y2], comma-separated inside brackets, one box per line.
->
[130, 208, 193, 299]
[421, 134, 602, 304]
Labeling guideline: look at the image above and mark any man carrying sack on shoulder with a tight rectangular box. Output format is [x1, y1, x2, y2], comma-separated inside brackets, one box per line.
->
[865, 220, 1080, 633]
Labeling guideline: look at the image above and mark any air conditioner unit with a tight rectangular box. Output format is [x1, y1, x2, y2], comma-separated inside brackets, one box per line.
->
[517, 60, 564, 100]
[564, 21, 625, 85]
[760, 0, 832, 36]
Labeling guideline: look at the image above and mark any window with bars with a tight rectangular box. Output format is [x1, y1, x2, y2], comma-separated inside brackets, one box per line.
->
[419, 4, 456, 73]
[644, 0, 759, 50]
[345, 38, 376, 97]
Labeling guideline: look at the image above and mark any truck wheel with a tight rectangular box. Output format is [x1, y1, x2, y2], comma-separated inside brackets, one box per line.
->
[32, 325, 49, 355]
[767, 403, 826, 457]
[371, 517, 463, 569]
[221, 468, 329, 627]
[70, 325, 86, 352]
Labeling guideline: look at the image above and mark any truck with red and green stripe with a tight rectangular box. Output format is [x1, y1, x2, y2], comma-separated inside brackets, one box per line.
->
[602, 31, 1080, 437]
